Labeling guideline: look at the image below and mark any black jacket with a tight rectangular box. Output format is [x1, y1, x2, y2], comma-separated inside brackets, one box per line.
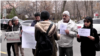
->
[31, 20, 40, 26]
[77, 28, 99, 50]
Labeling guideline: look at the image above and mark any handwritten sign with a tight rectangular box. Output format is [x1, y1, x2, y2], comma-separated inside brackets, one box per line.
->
[5, 31, 20, 43]
[60, 23, 67, 35]
[78, 28, 90, 36]
[22, 26, 36, 49]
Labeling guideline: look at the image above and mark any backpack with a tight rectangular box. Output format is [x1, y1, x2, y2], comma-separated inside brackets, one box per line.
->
[37, 24, 53, 56]
[95, 41, 100, 51]
[92, 29, 100, 51]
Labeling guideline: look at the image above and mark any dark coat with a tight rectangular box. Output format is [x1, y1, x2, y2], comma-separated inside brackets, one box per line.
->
[31, 20, 39, 26]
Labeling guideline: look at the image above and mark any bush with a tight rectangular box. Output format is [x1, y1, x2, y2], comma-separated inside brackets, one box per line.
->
[6, 8, 17, 19]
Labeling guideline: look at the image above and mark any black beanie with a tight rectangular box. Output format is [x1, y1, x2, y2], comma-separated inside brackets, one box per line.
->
[41, 11, 50, 20]
[34, 12, 40, 17]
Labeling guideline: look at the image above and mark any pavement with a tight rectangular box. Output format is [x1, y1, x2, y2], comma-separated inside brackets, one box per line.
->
[0, 30, 100, 56]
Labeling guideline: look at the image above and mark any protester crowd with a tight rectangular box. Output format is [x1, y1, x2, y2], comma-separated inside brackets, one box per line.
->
[5, 10, 99, 56]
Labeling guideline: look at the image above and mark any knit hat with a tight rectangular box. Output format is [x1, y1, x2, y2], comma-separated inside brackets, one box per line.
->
[63, 11, 70, 16]
[41, 11, 50, 20]
[12, 16, 19, 21]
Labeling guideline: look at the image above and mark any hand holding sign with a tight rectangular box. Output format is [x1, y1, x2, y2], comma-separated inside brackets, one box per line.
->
[88, 36, 95, 40]
[65, 29, 69, 34]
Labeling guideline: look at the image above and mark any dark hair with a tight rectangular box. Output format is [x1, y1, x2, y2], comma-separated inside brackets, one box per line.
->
[41, 11, 50, 20]
[7, 20, 12, 30]
[34, 12, 40, 17]
[83, 16, 93, 28]
[8, 20, 12, 26]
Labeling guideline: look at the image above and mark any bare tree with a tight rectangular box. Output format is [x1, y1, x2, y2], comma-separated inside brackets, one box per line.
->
[62, 1, 66, 13]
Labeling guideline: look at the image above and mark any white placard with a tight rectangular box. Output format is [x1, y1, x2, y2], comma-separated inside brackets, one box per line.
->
[78, 28, 90, 36]
[22, 26, 36, 49]
[5, 31, 20, 43]
[60, 23, 67, 35]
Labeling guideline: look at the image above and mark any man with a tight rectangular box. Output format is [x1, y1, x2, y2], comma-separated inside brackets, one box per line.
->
[31, 12, 41, 55]
[31, 12, 41, 26]
[12, 16, 24, 56]
[57, 11, 78, 56]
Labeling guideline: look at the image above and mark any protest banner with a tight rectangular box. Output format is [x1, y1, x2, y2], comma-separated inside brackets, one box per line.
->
[5, 31, 20, 43]
[22, 26, 36, 49]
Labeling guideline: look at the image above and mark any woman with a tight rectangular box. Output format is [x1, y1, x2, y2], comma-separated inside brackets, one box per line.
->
[6, 20, 16, 56]
[77, 16, 99, 56]
[34, 11, 60, 56]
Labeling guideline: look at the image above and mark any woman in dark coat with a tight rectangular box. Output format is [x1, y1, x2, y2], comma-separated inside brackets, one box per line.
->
[77, 16, 99, 56]
[6, 20, 16, 56]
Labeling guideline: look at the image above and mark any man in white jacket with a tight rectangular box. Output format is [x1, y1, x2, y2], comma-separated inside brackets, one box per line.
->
[0, 30, 2, 43]
[57, 11, 78, 56]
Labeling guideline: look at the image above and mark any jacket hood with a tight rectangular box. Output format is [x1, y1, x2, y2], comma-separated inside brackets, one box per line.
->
[35, 21, 56, 36]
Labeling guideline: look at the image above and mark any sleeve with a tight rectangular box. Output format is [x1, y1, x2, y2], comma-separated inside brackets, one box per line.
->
[6, 27, 9, 32]
[93, 29, 99, 43]
[53, 25, 60, 40]
[35, 25, 39, 41]
[77, 37, 81, 42]
[69, 24, 78, 37]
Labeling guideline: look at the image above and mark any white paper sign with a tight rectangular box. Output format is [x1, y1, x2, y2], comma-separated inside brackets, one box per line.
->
[60, 23, 67, 35]
[22, 26, 36, 49]
[5, 31, 20, 43]
[78, 28, 90, 36]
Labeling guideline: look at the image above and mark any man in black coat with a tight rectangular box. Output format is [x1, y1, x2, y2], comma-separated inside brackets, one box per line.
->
[31, 12, 41, 56]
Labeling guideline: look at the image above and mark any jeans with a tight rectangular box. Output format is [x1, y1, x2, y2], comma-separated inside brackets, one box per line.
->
[14, 43, 24, 56]
[7, 43, 16, 56]
[32, 49, 35, 56]
[59, 47, 73, 56]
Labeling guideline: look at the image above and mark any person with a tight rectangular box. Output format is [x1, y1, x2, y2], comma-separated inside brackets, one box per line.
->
[77, 16, 99, 56]
[6, 20, 16, 56]
[57, 11, 77, 56]
[34, 11, 60, 56]
[31, 12, 41, 55]
[0, 30, 2, 43]
[31, 12, 41, 26]
[12, 16, 24, 56]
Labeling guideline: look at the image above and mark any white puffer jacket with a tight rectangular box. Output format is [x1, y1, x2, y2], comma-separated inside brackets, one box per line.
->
[57, 19, 78, 47]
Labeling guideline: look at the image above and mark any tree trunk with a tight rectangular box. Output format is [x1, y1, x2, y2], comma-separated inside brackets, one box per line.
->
[90, 1, 93, 17]
[76, 2, 81, 20]
[55, 1, 57, 20]
[84, 1, 88, 17]
[62, 1, 66, 13]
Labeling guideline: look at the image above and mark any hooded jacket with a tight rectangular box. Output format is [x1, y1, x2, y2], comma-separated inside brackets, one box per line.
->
[35, 21, 60, 56]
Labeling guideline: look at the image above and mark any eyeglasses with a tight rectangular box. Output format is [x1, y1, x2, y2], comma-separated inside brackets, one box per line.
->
[84, 20, 90, 23]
